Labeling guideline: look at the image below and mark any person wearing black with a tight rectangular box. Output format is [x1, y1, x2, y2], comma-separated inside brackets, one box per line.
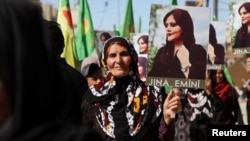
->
[82, 36, 182, 141]
[44, 20, 89, 126]
[0, 0, 102, 141]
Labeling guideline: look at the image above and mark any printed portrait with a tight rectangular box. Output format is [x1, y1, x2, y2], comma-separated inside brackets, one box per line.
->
[95, 31, 115, 57]
[131, 33, 149, 56]
[230, 1, 250, 54]
[146, 4, 210, 89]
[207, 21, 226, 70]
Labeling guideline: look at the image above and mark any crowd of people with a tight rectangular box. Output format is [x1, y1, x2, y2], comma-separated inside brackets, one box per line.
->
[1, 0, 250, 141]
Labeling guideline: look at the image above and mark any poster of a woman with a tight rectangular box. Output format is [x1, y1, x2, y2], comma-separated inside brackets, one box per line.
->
[146, 4, 210, 89]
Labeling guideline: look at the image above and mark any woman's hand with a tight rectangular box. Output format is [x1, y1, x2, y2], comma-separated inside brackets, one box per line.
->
[176, 45, 191, 78]
[205, 74, 212, 95]
[208, 44, 216, 64]
[163, 88, 181, 125]
[176, 45, 190, 68]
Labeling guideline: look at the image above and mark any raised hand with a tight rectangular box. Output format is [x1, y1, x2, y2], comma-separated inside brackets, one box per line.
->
[163, 88, 182, 125]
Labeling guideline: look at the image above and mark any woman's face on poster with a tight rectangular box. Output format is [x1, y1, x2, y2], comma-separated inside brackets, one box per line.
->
[165, 15, 183, 42]
[138, 64, 144, 76]
[239, 7, 250, 25]
[138, 38, 148, 54]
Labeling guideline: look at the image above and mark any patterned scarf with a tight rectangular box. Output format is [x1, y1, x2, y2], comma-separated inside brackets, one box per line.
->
[87, 71, 163, 139]
[186, 89, 213, 121]
[85, 37, 163, 139]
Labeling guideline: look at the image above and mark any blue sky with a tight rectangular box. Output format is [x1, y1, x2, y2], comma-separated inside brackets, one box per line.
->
[41, 0, 235, 33]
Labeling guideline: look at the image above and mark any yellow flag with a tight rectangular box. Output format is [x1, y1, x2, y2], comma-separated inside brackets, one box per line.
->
[57, 0, 75, 68]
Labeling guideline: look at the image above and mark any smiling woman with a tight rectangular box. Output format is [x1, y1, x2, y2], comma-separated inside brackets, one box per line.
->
[81, 36, 182, 141]
[105, 41, 132, 78]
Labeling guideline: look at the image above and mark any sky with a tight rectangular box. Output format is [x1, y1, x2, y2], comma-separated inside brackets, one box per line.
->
[41, 0, 236, 33]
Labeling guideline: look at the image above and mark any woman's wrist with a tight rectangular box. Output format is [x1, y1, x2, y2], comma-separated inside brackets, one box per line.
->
[163, 114, 174, 127]
[181, 63, 191, 72]
[163, 110, 174, 125]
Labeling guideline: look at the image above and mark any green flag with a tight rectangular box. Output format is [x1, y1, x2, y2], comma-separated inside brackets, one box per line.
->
[113, 24, 120, 36]
[57, 0, 75, 68]
[224, 65, 235, 87]
[171, 0, 178, 5]
[75, 0, 95, 61]
[120, 0, 135, 39]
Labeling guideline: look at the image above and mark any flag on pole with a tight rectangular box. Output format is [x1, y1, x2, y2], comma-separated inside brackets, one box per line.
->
[120, 0, 135, 39]
[170, 0, 178, 5]
[75, 0, 95, 61]
[57, 0, 75, 68]
[224, 65, 235, 87]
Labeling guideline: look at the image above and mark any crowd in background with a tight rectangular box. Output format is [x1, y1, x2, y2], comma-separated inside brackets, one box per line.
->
[1, 0, 250, 141]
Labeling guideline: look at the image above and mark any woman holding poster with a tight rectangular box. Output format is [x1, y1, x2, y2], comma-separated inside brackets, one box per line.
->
[82, 36, 181, 141]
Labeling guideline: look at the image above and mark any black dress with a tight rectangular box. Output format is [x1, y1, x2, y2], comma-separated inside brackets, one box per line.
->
[148, 44, 206, 79]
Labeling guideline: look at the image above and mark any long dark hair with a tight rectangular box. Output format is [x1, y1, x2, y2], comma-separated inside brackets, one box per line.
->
[137, 35, 148, 45]
[138, 56, 147, 77]
[238, 2, 250, 41]
[208, 69, 228, 87]
[163, 8, 195, 48]
[209, 24, 218, 46]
